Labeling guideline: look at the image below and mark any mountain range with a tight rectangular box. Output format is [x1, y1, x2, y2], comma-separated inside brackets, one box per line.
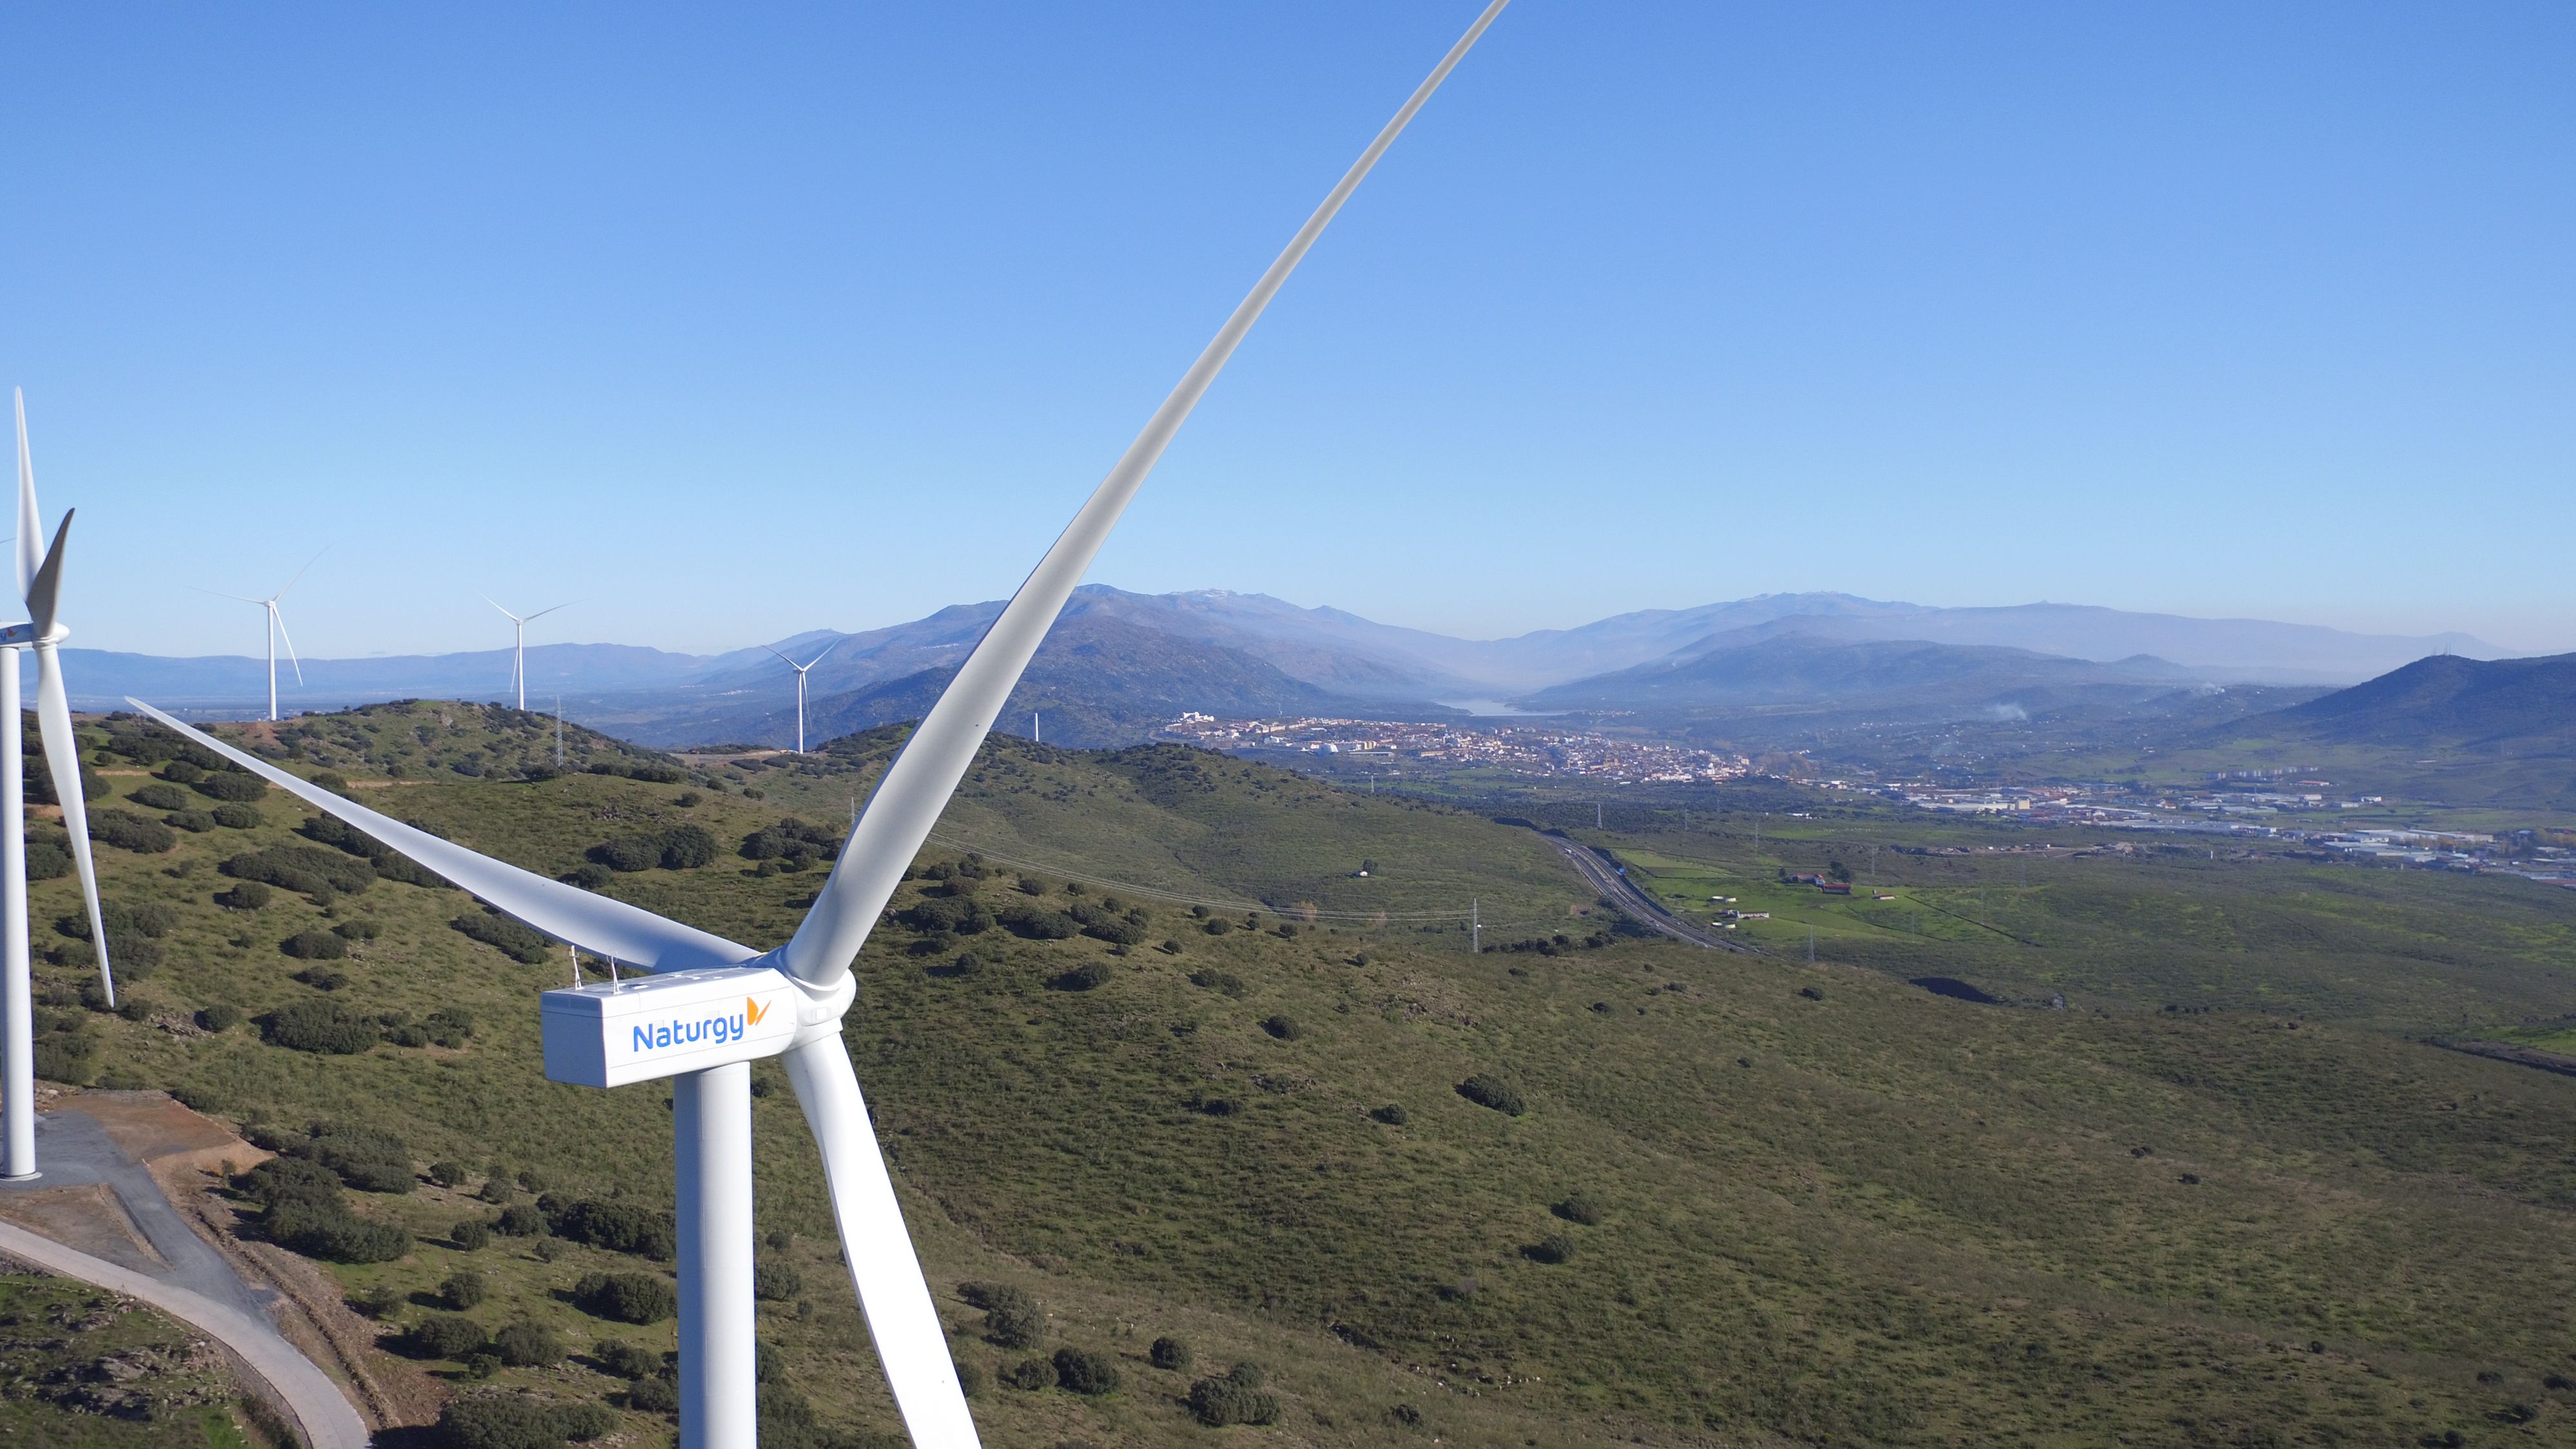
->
[62, 587, 2500, 749]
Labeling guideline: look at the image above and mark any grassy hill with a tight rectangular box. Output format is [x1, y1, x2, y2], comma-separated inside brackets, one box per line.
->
[23, 703, 2576, 1446]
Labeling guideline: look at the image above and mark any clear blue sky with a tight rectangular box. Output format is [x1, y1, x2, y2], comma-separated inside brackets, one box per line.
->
[5, 1, 2570, 661]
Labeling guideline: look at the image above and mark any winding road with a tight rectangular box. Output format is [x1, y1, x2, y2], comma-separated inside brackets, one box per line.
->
[1542, 832, 1757, 954]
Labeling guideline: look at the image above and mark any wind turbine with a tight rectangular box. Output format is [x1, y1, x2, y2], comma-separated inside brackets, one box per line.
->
[200, 556, 318, 722]
[486, 598, 571, 712]
[3, 391, 118, 1180]
[761, 640, 838, 755]
[133, 5, 1509, 1443]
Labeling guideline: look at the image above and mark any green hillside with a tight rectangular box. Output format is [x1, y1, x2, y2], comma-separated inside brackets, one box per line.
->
[23, 704, 2576, 1446]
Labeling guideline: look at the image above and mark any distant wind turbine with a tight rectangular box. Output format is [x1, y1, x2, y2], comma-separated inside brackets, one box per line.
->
[762, 640, 838, 754]
[486, 598, 572, 711]
[196, 553, 321, 722]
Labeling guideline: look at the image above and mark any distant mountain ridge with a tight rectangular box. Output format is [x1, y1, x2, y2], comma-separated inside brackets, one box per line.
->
[2229, 652, 2576, 754]
[63, 585, 2502, 749]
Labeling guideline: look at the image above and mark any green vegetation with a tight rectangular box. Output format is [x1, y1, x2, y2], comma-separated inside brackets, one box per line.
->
[16, 705, 2576, 1445]
[0, 1277, 279, 1444]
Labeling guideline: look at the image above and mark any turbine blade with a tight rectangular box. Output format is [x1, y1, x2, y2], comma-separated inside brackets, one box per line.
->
[783, 1035, 980, 1447]
[484, 596, 523, 625]
[779, 0, 1511, 989]
[24, 511, 72, 639]
[804, 639, 839, 670]
[524, 601, 574, 623]
[271, 606, 304, 686]
[126, 699, 761, 973]
[188, 587, 270, 606]
[759, 645, 799, 669]
[14, 391, 41, 604]
[35, 645, 111, 1007]
[273, 549, 325, 601]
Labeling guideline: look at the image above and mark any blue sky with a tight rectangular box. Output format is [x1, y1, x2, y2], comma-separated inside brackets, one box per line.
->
[3, 1, 2570, 661]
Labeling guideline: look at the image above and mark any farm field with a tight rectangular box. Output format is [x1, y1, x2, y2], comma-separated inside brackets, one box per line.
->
[13, 702, 2576, 1446]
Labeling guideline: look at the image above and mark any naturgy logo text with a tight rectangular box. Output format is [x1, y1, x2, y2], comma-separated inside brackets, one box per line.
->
[632, 996, 773, 1055]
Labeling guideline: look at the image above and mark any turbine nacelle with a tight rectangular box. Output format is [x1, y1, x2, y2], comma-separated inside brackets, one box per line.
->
[541, 963, 854, 1088]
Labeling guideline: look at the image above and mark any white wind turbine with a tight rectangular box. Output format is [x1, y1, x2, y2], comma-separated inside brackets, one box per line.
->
[200, 556, 319, 722]
[134, 6, 1508, 1443]
[485, 598, 572, 712]
[3, 390, 120, 1180]
[762, 640, 838, 755]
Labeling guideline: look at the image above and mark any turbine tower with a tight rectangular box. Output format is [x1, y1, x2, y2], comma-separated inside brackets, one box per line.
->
[485, 598, 571, 711]
[202, 556, 317, 722]
[762, 641, 838, 754]
[3, 392, 118, 1180]
[135, 6, 1508, 1442]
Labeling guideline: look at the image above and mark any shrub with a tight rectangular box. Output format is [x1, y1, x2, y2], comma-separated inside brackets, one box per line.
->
[193, 770, 268, 803]
[196, 1003, 243, 1033]
[593, 1340, 661, 1379]
[1201, 917, 1233, 936]
[1457, 1074, 1526, 1116]
[1048, 961, 1111, 992]
[261, 1001, 379, 1055]
[220, 882, 272, 910]
[451, 911, 553, 965]
[23, 841, 68, 880]
[955, 1359, 987, 1398]
[375, 853, 446, 889]
[434, 1393, 616, 1448]
[332, 918, 382, 942]
[443, 1270, 488, 1310]
[1526, 1233, 1577, 1264]
[565, 862, 614, 891]
[1188, 968, 1245, 997]
[281, 929, 348, 960]
[1371, 1104, 1408, 1126]
[738, 816, 842, 867]
[1150, 1336, 1193, 1372]
[409, 1313, 488, 1361]
[545, 1197, 677, 1260]
[493, 1320, 562, 1368]
[90, 811, 175, 854]
[211, 802, 263, 829]
[625, 1375, 679, 1414]
[128, 782, 191, 811]
[960, 1282, 1043, 1348]
[587, 835, 661, 873]
[265, 1197, 410, 1262]
[225, 844, 374, 898]
[998, 905, 1078, 940]
[453, 1218, 491, 1251]
[351, 1283, 405, 1320]
[494, 1203, 545, 1236]
[426, 1007, 475, 1048]
[1553, 1193, 1602, 1226]
[898, 895, 993, 936]
[1053, 1347, 1119, 1396]
[753, 1259, 803, 1301]
[1262, 1015, 1303, 1041]
[309, 1122, 413, 1191]
[658, 824, 717, 869]
[1188, 1365, 1280, 1426]
[573, 1271, 677, 1324]
[1003, 1357, 1054, 1390]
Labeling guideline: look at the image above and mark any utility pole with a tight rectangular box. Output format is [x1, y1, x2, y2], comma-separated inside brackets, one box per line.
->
[1867, 844, 1879, 892]
[1806, 926, 1815, 964]
[1471, 898, 1480, 955]
[554, 697, 565, 768]
[1596, 800, 1604, 830]
[1032, 712, 1040, 745]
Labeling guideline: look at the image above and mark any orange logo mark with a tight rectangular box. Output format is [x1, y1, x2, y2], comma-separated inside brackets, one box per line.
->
[745, 997, 771, 1027]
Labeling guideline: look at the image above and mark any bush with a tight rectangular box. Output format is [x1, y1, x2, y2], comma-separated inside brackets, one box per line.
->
[193, 770, 268, 802]
[220, 882, 272, 910]
[1262, 1015, 1303, 1041]
[451, 911, 553, 964]
[196, 1003, 243, 1033]
[332, 918, 381, 942]
[1201, 917, 1234, 936]
[737, 816, 841, 867]
[587, 835, 661, 873]
[625, 1374, 679, 1414]
[1053, 1347, 1119, 1396]
[308, 1122, 413, 1191]
[998, 905, 1079, 940]
[261, 1001, 379, 1054]
[1048, 961, 1111, 992]
[426, 1159, 470, 1188]
[1188, 968, 1245, 997]
[409, 1313, 488, 1361]
[127, 782, 191, 811]
[167, 808, 217, 833]
[1527, 1233, 1577, 1264]
[265, 1197, 410, 1262]
[1371, 1104, 1408, 1126]
[960, 1282, 1043, 1349]
[281, 929, 348, 960]
[211, 802, 263, 829]
[23, 841, 68, 880]
[90, 810, 175, 854]
[1150, 1336, 1193, 1372]
[658, 824, 717, 869]
[494, 1203, 545, 1236]
[1457, 1074, 1526, 1116]
[1003, 1357, 1055, 1390]
[351, 1283, 405, 1320]
[160, 760, 205, 785]
[493, 1320, 562, 1368]
[443, 1270, 488, 1310]
[1188, 1366, 1281, 1426]
[753, 1259, 803, 1301]
[955, 1359, 987, 1398]
[573, 1271, 677, 1324]
[434, 1393, 616, 1448]
[1553, 1193, 1602, 1226]
[453, 1218, 491, 1251]
[545, 1197, 676, 1260]
[225, 844, 374, 898]
[592, 1340, 660, 1379]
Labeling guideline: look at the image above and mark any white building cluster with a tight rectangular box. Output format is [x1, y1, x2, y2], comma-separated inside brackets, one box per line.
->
[1159, 713, 1750, 785]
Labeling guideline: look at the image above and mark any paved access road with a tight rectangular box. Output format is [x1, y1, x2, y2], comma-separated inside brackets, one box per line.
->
[1544, 833, 1757, 954]
[0, 1216, 370, 1448]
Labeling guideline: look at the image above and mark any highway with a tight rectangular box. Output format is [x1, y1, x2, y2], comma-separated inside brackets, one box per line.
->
[1541, 833, 1757, 954]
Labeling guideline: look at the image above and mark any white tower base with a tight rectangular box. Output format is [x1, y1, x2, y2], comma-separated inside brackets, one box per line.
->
[2, 646, 35, 1180]
[675, 1061, 757, 1447]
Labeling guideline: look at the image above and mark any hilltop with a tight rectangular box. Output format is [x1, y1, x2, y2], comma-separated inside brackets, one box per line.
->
[17, 701, 2576, 1445]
